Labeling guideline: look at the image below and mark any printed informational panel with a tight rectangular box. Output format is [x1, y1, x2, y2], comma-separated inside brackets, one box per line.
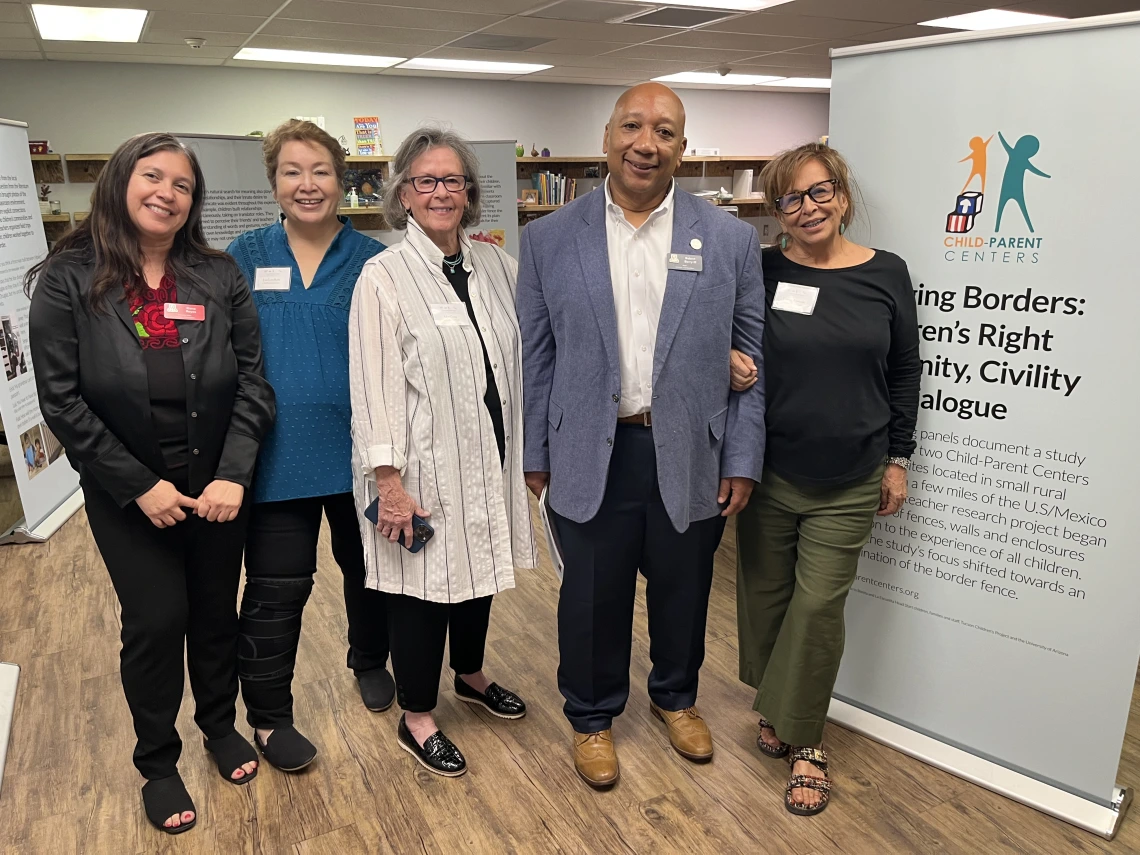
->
[468, 141, 520, 260]
[177, 134, 278, 249]
[0, 118, 80, 533]
[829, 16, 1140, 820]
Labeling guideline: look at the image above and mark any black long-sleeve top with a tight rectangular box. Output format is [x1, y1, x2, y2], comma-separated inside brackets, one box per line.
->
[761, 247, 920, 488]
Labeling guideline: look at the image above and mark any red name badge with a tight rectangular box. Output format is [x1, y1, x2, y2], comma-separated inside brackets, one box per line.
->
[164, 303, 205, 322]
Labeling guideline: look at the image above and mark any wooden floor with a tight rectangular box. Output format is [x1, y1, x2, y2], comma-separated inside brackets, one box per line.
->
[1, 505, 1139, 855]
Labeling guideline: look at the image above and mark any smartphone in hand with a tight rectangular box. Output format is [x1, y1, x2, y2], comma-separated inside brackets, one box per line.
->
[364, 498, 434, 553]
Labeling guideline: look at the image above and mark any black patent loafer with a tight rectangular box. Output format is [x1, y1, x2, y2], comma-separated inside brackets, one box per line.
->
[454, 676, 527, 720]
[357, 667, 396, 712]
[254, 725, 317, 772]
[397, 714, 467, 777]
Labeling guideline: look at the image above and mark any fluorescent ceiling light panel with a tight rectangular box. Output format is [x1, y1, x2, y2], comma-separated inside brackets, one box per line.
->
[653, 71, 785, 85]
[919, 9, 1066, 31]
[397, 58, 552, 74]
[31, 4, 147, 42]
[759, 77, 831, 88]
[652, 0, 795, 9]
[233, 48, 405, 68]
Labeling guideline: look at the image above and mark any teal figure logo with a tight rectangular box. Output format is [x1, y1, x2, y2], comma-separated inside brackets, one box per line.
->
[995, 132, 1050, 233]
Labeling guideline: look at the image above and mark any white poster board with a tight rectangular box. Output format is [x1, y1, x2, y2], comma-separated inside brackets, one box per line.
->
[468, 141, 520, 260]
[828, 12, 1140, 838]
[176, 134, 278, 249]
[0, 118, 82, 542]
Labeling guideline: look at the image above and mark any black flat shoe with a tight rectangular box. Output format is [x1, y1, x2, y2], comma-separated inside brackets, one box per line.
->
[141, 774, 197, 835]
[357, 667, 396, 712]
[254, 725, 317, 772]
[397, 714, 467, 777]
[454, 676, 527, 720]
[203, 730, 258, 784]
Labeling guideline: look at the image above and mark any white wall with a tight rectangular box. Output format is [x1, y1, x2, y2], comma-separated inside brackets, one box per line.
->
[0, 59, 828, 220]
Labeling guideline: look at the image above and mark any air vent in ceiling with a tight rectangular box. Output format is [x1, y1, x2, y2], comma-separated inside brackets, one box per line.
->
[450, 34, 552, 51]
[617, 7, 738, 28]
[525, 0, 656, 24]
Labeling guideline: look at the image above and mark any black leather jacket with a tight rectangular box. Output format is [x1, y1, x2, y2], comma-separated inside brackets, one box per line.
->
[28, 253, 276, 507]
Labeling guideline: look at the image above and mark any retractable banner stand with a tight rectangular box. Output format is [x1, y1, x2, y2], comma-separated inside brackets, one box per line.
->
[0, 118, 82, 545]
[468, 140, 521, 260]
[827, 13, 1140, 838]
[176, 134, 279, 249]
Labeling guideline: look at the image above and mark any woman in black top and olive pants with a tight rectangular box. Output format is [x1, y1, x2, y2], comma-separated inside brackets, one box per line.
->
[27, 133, 275, 835]
[730, 143, 920, 817]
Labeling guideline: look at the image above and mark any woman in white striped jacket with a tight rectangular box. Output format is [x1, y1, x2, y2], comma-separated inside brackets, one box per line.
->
[348, 127, 537, 778]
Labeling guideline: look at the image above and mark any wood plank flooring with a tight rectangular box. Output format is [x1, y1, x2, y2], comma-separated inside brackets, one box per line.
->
[1, 504, 1138, 854]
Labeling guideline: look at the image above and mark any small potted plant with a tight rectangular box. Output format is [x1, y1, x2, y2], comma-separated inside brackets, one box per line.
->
[38, 184, 51, 216]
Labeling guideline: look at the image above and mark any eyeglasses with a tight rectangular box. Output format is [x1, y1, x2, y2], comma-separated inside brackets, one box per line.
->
[774, 178, 839, 215]
[410, 174, 469, 194]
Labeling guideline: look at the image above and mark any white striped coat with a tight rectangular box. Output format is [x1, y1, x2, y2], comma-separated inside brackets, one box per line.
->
[348, 219, 537, 603]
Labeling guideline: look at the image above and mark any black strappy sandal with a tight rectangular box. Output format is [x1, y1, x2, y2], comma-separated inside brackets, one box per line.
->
[756, 717, 790, 759]
[204, 731, 259, 784]
[141, 774, 197, 835]
[785, 746, 832, 816]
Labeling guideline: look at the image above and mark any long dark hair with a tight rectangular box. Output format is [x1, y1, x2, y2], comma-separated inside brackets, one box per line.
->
[23, 132, 228, 310]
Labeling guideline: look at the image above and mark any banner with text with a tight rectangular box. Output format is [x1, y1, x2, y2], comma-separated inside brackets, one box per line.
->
[177, 134, 278, 249]
[0, 119, 80, 534]
[830, 16, 1140, 822]
[469, 141, 520, 260]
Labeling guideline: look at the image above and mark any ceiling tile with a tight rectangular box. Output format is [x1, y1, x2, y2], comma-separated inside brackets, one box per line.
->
[0, 22, 34, 39]
[603, 44, 762, 63]
[526, 76, 637, 86]
[763, 0, 982, 24]
[246, 34, 431, 55]
[0, 50, 40, 59]
[656, 31, 818, 51]
[1003, 0, 1140, 15]
[726, 61, 831, 76]
[0, 4, 27, 24]
[708, 12, 898, 38]
[527, 65, 646, 79]
[147, 12, 266, 34]
[369, 0, 538, 12]
[851, 23, 960, 41]
[43, 41, 237, 58]
[45, 53, 226, 65]
[733, 52, 834, 69]
[41, 0, 281, 11]
[278, 1, 502, 32]
[0, 37, 37, 52]
[261, 19, 464, 46]
[529, 39, 628, 56]
[484, 17, 682, 43]
[781, 40, 864, 56]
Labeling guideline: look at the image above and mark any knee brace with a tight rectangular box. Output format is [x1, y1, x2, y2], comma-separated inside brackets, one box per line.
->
[237, 577, 314, 681]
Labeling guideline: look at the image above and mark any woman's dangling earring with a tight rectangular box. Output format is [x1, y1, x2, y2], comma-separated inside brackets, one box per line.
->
[779, 234, 790, 251]
[839, 222, 847, 235]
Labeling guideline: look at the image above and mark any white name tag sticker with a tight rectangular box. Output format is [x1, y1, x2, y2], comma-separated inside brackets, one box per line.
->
[430, 303, 471, 327]
[254, 267, 291, 291]
[772, 281, 819, 315]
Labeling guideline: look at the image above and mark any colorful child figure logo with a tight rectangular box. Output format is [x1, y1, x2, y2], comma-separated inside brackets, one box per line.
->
[945, 132, 1050, 234]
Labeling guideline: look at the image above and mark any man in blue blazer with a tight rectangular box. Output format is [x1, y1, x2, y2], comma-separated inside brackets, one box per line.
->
[518, 83, 766, 788]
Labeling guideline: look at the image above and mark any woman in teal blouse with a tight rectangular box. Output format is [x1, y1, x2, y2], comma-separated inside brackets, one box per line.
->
[226, 120, 391, 772]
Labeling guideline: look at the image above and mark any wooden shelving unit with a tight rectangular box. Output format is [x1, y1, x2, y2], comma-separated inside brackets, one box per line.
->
[31, 154, 64, 184]
[338, 207, 386, 230]
[65, 154, 111, 183]
[41, 212, 72, 242]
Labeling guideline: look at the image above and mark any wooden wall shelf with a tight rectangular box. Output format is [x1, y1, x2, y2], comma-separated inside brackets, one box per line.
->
[338, 207, 387, 229]
[31, 154, 64, 184]
[65, 154, 111, 183]
[41, 212, 72, 242]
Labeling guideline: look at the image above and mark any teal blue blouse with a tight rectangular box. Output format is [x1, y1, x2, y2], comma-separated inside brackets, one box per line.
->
[227, 218, 385, 503]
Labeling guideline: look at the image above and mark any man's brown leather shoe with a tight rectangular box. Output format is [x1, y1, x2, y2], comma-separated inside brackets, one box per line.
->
[573, 730, 619, 788]
[650, 703, 714, 761]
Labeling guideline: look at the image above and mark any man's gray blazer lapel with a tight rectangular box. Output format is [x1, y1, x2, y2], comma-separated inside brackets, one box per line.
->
[576, 192, 620, 377]
[654, 190, 702, 384]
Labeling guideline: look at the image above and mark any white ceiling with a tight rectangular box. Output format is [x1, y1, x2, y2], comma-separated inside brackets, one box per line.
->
[0, 0, 1136, 91]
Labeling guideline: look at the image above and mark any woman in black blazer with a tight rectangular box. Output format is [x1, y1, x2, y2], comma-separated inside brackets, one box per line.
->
[26, 133, 275, 835]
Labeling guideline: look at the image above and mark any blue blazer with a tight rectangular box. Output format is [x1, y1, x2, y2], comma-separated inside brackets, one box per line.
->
[518, 186, 766, 532]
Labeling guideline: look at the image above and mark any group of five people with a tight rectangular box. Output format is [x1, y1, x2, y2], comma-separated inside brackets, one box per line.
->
[26, 81, 919, 835]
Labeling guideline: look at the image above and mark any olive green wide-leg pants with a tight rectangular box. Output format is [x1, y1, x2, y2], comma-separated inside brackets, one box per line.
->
[736, 465, 884, 747]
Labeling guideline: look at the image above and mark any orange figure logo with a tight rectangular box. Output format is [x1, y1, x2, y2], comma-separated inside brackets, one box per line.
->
[959, 134, 994, 195]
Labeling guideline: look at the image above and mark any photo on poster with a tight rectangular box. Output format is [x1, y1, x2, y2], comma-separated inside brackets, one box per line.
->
[0, 316, 28, 382]
[19, 425, 47, 480]
[39, 423, 64, 465]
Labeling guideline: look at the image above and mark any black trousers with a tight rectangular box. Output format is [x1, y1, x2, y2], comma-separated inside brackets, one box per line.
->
[551, 424, 727, 734]
[387, 593, 493, 712]
[238, 492, 389, 729]
[83, 482, 250, 780]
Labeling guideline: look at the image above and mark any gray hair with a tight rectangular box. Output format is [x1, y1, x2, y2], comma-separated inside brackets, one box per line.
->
[384, 127, 482, 232]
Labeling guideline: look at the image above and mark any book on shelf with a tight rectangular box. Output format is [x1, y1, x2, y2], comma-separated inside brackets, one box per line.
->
[531, 172, 577, 206]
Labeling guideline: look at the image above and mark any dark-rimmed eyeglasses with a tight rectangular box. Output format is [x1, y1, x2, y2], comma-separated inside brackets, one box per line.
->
[775, 178, 839, 215]
[410, 175, 469, 194]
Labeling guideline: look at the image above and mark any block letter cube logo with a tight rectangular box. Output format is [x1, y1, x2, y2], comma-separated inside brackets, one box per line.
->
[955, 191, 984, 216]
[946, 212, 975, 233]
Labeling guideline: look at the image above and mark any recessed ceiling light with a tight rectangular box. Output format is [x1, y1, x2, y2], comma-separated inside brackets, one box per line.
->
[653, 71, 785, 85]
[919, 9, 1066, 31]
[397, 58, 552, 74]
[653, 0, 795, 10]
[31, 4, 147, 42]
[233, 48, 405, 68]
[758, 77, 831, 89]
